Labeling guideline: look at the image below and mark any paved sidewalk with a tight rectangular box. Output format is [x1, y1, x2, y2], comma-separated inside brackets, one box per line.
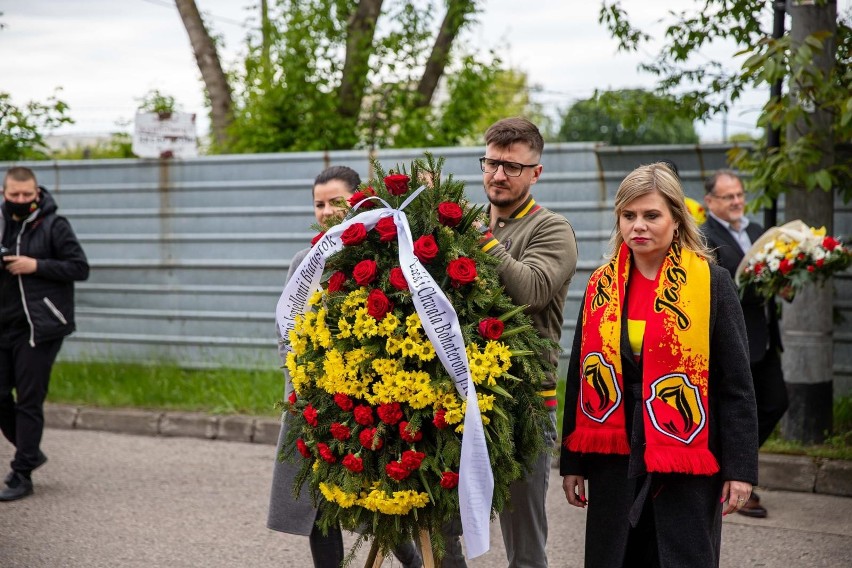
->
[2, 427, 851, 567]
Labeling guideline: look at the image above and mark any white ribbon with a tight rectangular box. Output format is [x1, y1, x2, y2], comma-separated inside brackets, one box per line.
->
[275, 188, 494, 559]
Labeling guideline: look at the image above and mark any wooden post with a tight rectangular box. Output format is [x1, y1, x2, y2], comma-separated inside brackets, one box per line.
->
[419, 528, 436, 568]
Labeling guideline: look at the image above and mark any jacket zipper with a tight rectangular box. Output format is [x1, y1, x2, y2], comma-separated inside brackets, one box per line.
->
[15, 212, 38, 347]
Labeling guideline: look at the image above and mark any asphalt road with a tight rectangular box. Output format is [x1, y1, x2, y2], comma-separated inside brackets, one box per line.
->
[1, 429, 851, 567]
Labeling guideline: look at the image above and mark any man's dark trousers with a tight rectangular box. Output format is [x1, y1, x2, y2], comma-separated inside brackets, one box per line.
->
[0, 335, 64, 474]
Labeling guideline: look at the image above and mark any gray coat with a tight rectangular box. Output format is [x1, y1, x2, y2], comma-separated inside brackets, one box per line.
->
[560, 263, 759, 568]
[267, 248, 316, 535]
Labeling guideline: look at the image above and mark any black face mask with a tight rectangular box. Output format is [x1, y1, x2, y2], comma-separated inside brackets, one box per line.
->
[5, 200, 38, 218]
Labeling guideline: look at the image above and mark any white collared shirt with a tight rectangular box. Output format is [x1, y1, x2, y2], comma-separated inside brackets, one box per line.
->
[709, 211, 752, 253]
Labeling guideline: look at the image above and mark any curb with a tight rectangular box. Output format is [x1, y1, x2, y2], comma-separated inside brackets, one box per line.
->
[44, 403, 852, 498]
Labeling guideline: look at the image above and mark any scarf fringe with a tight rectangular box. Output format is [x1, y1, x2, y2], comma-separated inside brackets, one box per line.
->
[645, 446, 719, 475]
[565, 428, 630, 455]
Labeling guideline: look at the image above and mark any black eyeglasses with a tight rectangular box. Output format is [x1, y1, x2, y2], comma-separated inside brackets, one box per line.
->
[479, 157, 539, 178]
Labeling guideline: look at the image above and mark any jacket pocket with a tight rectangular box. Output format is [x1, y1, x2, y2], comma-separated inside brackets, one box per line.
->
[43, 297, 68, 325]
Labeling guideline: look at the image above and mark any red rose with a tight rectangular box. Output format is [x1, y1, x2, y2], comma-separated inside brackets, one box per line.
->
[440, 471, 459, 489]
[477, 317, 504, 340]
[413, 235, 439, 263]
[303, 404, 318, 427]
[447, 257, 477, 287]
[779, 258, 794, 275]
[317, 442, 336, 464]
[823, 236, 839, 251]
[353, 259, 378, 286]
[437, 202, 463, 227]
[816, 258, 825, 268]
[327, 271, 347, 292]
[288, 391, 297, 405]
[342, 453, 364, 473]
[296, 438, 311, 458]
[367, 289, 394, 320]
[311, 231, 325, 246]
[377, 402, 403, 425]
[353, 404, 374, 426]
[389, 267, 409, 291]
[808, 265, 815, 272]
[399, 421, 422, 443]
[400, 450, 425, 471]
[334, 392, 354, 411]
[386, 461, 412, 481]
[433, 409, 448, 429]
[348, 187, 376, 209]
[384, 173, 410, 196]
[375, 216, 398, 242]
[330, 422, 352, 441]
[340, 223, 368, 246]
[359, 427, 383, 450]
[754, 262, 765, 276]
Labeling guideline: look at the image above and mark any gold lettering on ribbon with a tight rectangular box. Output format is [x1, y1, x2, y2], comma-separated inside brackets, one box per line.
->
[654, 244, 691, 330]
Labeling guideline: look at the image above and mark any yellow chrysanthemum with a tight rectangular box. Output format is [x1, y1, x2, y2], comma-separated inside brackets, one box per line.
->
[353, 307, 380, 339]
[319, 482, 358, 508]
[337, 317, 353, 339]
[341, 288, 369, 316]
[399, 336, 419, 358]
[379, 313, 400, 336]
[416, 341, 436, 361]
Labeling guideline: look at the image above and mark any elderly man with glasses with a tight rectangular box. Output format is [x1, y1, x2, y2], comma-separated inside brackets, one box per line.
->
[701, 169, 789, 519]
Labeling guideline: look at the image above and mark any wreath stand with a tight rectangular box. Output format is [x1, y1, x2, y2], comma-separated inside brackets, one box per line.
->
[364, 529, 436, 568]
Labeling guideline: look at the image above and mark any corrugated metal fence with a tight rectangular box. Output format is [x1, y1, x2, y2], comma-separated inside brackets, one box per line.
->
[7, 143, 851, 392]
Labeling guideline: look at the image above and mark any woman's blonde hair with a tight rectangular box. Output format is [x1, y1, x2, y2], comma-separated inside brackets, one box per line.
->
[606, 162, 713, 261]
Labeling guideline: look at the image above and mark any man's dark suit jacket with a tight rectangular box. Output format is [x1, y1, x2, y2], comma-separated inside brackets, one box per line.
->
[702, 215, 782, 363]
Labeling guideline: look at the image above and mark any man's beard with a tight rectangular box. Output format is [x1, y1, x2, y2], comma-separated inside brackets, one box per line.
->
[486, 183, 529, 209]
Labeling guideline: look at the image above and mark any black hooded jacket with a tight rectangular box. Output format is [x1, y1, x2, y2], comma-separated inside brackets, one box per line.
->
[0, 186, 89, 345]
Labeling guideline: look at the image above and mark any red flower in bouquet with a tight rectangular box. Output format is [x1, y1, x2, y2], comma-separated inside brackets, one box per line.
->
[342, 453, 364, 473]
[317, 442, 337, 463]
[433, 409, 448, 429]
[389, 267, 409, 291]
[399, 421, 422, 443]
[353, 259, 378, 286]
[341, 223, 368, 246]
[296, 438, 311, 458]
[377, 402, 403, 425]
[330, 422, 352, 441]
[367, 289, 394, 320]
[823, 236, 840, 251]
[413, 235, 439, 263]
[359, 427, 383, 450]
[386, 460, 412, 481]
[334, 392, 354, 412]
[437, 202, 463, 227]
[327, 271, 347, 292]
[477, 317, 504, 340]
[311, 231, 325, 246]
[303, 404, 318, 427]
[354, 404, 375, 426]
[400, 450, 425, 471]
[779, 258, 794, 275]
[440, 471, 459, 489]
[384, 173, 410, 196]
[375, 216, 398, 242]
[447, 257, 477, 287]
[288, 391, 297, 405]
[349, 187, 376, 209]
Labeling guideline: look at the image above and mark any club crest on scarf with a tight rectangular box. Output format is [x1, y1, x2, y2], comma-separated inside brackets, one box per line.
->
[645, 374, 706, 444]
[580, 352, 622, 423]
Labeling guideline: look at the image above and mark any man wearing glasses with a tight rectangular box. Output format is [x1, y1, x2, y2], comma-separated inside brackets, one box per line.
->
[444, 117, 577, 567]
[702, 169, 788, 519]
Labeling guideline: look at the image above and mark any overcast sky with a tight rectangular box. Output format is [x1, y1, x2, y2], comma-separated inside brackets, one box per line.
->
[2, 0, 848, 144]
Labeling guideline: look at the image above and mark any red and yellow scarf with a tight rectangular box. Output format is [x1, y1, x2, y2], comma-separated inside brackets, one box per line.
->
[565, 242, 719, 475]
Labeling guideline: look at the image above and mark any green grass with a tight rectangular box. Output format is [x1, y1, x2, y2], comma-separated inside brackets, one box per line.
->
[556, 378, 852, 461]
[49, 361, 284, 416]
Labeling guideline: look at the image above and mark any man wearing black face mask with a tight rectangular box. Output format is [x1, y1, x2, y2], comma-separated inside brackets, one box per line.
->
[0, 166, 89, 501]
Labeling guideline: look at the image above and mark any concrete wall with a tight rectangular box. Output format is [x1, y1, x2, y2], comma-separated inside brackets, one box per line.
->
[6, 143, 851, 393]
